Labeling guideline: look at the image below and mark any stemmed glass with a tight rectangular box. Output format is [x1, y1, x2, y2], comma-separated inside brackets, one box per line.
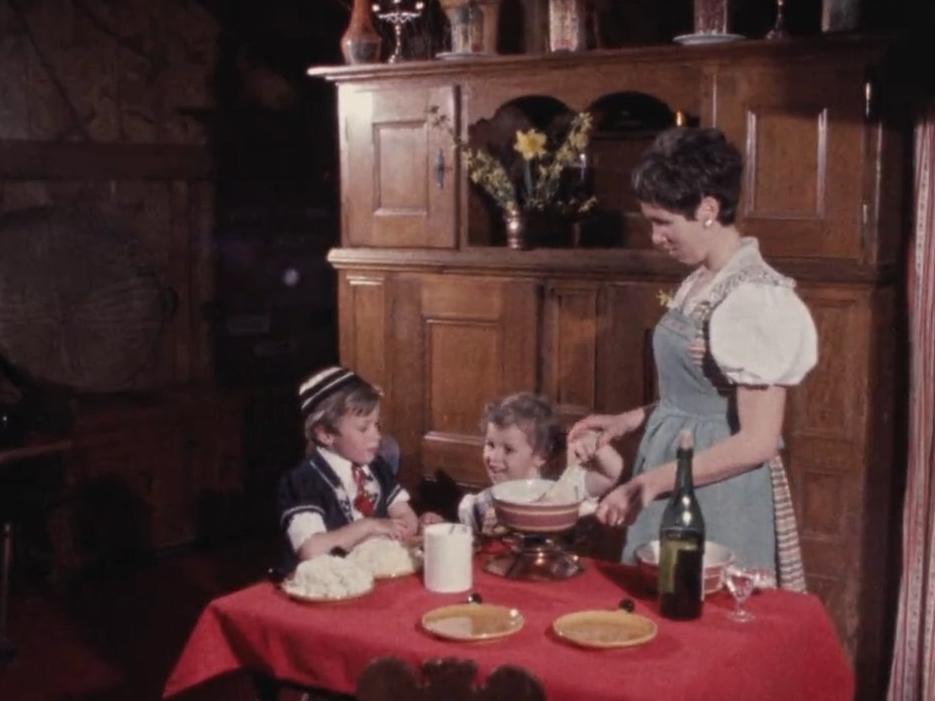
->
[373, 0, 425, 63]
[765, 0, 790, 40]
[724, 564, 757, 623]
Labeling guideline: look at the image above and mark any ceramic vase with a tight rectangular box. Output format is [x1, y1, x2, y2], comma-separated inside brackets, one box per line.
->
[548, 0, 587, 51]
[341, 0, 382, 65]
[441, 0, 500, 55]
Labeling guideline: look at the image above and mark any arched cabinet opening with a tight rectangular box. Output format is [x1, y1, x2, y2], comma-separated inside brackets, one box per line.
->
[466, 95, 576, 248]
[465, 92, 683, 248]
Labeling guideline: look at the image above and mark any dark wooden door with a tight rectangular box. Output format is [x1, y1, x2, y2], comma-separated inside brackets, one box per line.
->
[714, 62, 870, 261]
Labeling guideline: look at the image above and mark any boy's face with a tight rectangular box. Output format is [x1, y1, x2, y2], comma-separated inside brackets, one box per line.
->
[317, 407, 381, 466]
[482, 422, 544, 484]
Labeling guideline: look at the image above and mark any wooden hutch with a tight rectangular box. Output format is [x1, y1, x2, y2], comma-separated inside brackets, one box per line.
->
[310, 36, 906, 697]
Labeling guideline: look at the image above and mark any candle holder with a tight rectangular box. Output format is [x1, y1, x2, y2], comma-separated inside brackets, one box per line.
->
[373, 0, 425, 63]
[765, 0, 790, 40]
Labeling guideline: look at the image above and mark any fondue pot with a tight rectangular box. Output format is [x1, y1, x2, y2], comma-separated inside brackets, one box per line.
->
[491, 478, 586, 534]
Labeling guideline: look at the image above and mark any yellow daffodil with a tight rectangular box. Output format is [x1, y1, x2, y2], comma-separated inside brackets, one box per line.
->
[513, 129, 547, 161]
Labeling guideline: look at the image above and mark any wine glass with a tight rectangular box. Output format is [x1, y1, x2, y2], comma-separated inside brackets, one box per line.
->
[765, 0, 790, 40]
[725, 564, 757, 623]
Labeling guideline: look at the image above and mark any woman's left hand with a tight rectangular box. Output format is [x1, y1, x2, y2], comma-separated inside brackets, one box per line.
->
[596, 478, 654, 528]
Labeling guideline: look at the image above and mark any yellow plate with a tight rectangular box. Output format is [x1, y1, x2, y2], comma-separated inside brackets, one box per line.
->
[281, 581, 375, 603]
[421, 603, 524, 642]
[373, 562, 420, 580]
[552, 610, 657, 649]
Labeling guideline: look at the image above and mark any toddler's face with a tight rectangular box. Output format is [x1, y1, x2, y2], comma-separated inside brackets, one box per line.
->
[482, 422, 544, 484]
[326, 407, 382, 466]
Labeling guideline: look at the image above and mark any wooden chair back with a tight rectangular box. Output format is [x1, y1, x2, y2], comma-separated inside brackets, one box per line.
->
[356, 657, 546, 701]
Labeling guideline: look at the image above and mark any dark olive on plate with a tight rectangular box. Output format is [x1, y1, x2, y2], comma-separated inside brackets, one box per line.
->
[619, 598, 635, 612]
[467, 592, 483, 604]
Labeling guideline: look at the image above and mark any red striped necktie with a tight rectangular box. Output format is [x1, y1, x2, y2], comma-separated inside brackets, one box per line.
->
[351, 464, 376, 517]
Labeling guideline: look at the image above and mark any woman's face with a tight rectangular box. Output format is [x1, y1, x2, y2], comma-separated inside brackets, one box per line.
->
[482, 422, 545, 484]
[640, 202, 711, 266]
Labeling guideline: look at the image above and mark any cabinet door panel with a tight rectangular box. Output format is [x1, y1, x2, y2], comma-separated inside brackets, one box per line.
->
[783, 285, 870, 657]
[597, 282, 667, 462]
[543, 282, 600, 420]
[338, 272, 388, 391]
[714, 66, 867, 260]
[418, 276, 539, 486]
[341, 84, 457, 248]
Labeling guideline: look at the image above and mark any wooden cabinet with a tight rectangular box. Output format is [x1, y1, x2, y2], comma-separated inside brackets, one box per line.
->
[312, 36, 906, 700]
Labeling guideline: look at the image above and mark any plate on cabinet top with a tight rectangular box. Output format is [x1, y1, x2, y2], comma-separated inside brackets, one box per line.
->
[673, 33, 745, 45]
[435, 51, 495, 60]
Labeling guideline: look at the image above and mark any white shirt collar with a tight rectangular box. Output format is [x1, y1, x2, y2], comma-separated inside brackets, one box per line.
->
[317, 445, 354, 476]
[674, 237, 763, 313]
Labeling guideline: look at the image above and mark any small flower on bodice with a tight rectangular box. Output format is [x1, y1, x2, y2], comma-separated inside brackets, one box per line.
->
[657, 289, 675, 307]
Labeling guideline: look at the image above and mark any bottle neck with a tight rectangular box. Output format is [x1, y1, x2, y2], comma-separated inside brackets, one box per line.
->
[675, 446, 694, 495]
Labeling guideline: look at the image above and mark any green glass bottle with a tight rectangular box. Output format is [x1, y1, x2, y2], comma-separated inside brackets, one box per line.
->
[658, 430, 706, 620]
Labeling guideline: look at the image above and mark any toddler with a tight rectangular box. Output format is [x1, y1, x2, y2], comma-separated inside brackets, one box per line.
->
[424, 392, 624, 535]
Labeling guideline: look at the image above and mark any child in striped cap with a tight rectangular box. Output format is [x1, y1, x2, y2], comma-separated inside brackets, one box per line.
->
[278, 366, 418, 569]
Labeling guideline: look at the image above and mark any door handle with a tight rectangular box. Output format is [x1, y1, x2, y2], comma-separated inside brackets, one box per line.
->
[434, 148, 445, 190]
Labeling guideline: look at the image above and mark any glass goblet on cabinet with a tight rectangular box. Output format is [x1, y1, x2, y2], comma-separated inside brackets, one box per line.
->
[693, 0, 732, 34]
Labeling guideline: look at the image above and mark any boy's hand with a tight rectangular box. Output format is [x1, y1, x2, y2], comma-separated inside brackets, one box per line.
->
[392, 516, 417, 539]
[366, 518, 404, 539]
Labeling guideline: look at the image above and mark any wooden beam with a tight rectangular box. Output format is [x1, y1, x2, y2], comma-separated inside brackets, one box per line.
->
[0, 141, 214, 180]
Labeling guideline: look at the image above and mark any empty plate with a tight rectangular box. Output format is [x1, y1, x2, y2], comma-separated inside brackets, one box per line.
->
[421, 603, 524, 641]
[673, 33, 745, 46]
[553, 610, 657, 649]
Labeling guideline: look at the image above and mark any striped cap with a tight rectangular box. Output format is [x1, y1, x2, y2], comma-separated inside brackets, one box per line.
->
[298, 366, 364, 419]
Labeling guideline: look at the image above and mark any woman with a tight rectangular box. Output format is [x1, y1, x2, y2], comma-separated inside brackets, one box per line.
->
[569, 127, 817, 590]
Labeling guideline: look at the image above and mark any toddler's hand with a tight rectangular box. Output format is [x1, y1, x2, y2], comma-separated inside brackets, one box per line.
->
[569, 430, 602, 465]
[418, 512, 445, 530]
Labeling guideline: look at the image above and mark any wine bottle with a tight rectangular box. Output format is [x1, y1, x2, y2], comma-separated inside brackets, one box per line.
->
[658, 430, 706, 620]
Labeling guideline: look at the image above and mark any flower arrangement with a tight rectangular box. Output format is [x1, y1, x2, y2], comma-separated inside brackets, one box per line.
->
[429, 107, 597, 218]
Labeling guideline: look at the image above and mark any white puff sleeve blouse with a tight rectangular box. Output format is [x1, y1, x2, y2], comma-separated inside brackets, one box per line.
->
[708, 282, 818, 386]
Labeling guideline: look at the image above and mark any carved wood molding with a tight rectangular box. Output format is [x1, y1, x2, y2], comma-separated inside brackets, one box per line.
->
[310, 35, 884, 83]
[328, 246, 898, 284]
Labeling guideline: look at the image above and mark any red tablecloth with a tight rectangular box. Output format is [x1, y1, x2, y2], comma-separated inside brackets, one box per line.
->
[164, 558, 853, 701]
